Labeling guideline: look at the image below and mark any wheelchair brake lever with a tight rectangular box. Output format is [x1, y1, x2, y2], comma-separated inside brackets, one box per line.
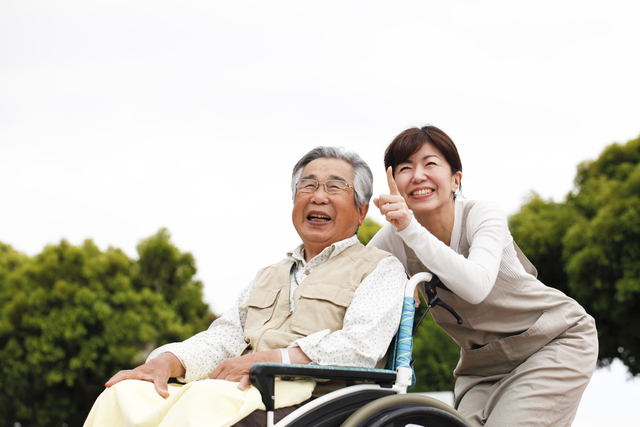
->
[424, 280, 464, 325]
[429, 294, 463, 325]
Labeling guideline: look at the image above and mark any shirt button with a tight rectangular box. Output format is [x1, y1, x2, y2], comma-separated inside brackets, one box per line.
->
[304, 269, 310, 275]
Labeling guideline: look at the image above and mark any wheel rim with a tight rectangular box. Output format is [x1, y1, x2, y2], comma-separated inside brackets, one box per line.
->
[368, 406, 468, 427]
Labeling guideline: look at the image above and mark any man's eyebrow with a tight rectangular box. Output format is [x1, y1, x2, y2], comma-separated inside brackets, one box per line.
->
[301, 174, 348, 181]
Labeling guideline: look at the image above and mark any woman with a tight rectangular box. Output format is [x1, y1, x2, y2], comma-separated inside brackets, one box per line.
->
[369, 125, 598, 427]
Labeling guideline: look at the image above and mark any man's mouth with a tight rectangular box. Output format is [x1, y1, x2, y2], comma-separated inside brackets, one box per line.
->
[411, 189, 434, 196]
[307, 213, 331, 222]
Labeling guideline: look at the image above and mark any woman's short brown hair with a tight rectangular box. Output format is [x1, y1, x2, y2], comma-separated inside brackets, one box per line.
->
[384, 125, 462, 178]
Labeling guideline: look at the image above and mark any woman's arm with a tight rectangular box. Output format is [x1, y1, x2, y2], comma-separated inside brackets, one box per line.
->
[398, 201, 509, 304]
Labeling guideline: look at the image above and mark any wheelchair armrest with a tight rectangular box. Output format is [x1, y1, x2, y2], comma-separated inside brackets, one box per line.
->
[249, 363, 397, 412]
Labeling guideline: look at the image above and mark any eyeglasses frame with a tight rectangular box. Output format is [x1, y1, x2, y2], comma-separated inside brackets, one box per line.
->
[295, 178, 355, 195]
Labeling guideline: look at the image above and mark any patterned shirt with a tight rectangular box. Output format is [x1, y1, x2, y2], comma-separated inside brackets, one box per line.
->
[148, 235, 407, 383]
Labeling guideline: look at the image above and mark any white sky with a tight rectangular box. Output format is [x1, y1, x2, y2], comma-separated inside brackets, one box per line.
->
[1, 1, 639, 424]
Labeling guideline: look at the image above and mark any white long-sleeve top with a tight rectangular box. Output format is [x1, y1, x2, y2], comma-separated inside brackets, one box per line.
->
[148, 235, 407, 383]
[369, 198, 533, 305]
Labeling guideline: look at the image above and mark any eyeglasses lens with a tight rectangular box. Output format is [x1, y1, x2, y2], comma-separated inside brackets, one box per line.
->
[297, 179, 348, 193]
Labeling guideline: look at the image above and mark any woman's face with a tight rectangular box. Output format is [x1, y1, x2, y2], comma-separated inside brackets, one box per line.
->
[393, 142, 461, 216]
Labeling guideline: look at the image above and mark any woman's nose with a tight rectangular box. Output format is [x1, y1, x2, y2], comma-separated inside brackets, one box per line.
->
[412, 167, 427, 183]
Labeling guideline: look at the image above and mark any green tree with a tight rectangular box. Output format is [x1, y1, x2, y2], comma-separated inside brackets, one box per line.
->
[358, 216, 459, 392]
[509, 193, 578, 292]
[510, 135, 640, 375]
[357, 217, 383, 245]
[134, 229, 214, 334]
[0, 230, 214, 427]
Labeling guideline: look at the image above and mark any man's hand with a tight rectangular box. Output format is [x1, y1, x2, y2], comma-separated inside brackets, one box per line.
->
[374, 167, 413, 231]
[105, 352, 185, 399]
[209, 353, 265, 391]
[209, 348, 311, 391]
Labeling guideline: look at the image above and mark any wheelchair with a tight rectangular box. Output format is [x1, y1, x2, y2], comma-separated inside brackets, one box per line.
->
[249, 272, 471, 427]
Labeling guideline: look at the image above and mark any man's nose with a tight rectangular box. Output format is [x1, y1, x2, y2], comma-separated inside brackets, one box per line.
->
[310, 185, 330, 203]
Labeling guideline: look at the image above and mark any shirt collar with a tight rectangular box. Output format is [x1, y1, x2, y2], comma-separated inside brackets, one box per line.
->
[287, 234, 360, 268]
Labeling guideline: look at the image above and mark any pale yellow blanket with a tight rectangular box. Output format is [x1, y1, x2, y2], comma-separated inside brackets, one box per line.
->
[84, 378, 316, 427]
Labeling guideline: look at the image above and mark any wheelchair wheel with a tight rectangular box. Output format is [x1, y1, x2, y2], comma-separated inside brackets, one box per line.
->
[342, 394, 470, 427]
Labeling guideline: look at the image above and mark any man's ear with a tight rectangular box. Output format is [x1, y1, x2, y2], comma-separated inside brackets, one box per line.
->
[358, 203, 369, 226]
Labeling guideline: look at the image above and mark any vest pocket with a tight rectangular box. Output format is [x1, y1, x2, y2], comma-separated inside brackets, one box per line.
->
[244, 288, 281, 331]
[291, 284, 353, 336]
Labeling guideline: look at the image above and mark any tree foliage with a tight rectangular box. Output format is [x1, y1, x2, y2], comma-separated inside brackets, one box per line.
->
[358, 216, 459, 392]
[357, 217, 383, 245]
[0, 229, 214, 427]
[510, 135, 640, 375]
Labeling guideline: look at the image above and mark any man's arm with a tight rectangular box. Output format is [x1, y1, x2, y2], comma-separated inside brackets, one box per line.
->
[294, 256, 407, 367]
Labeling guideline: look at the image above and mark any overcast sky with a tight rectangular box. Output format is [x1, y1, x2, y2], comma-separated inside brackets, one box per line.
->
[1, 1, 639, 424]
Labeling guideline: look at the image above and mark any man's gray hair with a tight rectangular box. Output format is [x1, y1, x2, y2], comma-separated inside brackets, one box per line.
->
[291, 146, 374, 207]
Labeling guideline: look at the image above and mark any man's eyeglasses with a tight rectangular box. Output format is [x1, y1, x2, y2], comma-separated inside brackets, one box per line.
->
[295, 179, 354, 194]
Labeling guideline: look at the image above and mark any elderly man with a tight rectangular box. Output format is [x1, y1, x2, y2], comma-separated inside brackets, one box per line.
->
[84, 147, 407, 427]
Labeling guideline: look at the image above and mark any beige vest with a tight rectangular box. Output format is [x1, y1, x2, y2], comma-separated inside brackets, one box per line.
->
[242, 243, 391, 355]
[404, 201, 587, 377]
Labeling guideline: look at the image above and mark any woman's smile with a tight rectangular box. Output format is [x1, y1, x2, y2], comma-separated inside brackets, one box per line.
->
[410, 187, 434, 197]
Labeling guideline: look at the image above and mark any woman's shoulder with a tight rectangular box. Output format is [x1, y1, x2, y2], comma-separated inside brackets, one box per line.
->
[460, 198, 506, 219]
[458, 199, 509, 236]
[455, 199, 511, 252]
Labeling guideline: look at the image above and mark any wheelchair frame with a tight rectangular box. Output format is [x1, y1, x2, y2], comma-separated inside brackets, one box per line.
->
[249, 272, 471, 427]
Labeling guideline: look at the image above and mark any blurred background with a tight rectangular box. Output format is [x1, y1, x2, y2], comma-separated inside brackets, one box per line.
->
[1, 1, 639, 425]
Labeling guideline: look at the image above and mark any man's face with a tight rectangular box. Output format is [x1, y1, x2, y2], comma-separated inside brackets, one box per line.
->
[292, 158, 368, 260]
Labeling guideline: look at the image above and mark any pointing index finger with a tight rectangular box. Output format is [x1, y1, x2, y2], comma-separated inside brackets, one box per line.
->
[386, 166, 400, 196]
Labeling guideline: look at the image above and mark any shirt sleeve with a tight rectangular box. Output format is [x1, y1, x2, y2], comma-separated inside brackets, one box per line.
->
[396, 200, 509, 304]
[146, 281, 253, 383]
[293, 255, 407, 368]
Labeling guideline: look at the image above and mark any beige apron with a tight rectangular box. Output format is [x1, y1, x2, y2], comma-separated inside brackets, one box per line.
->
[403, 201, 598, 426]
